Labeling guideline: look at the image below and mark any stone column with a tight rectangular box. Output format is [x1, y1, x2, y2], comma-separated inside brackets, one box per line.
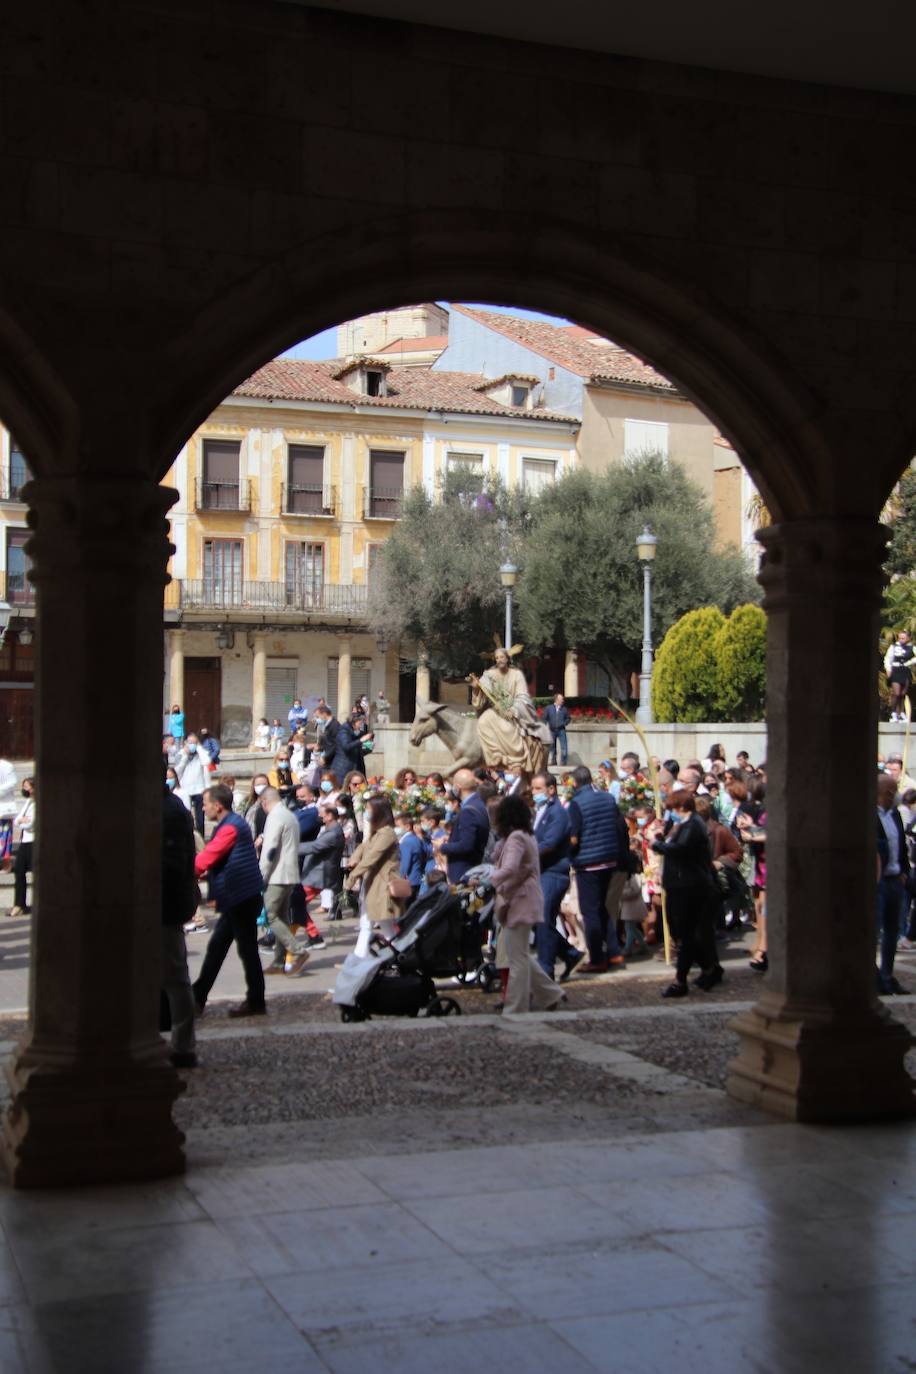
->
[384, 644, 400, 722]
[251, 632, 267, 740]
[337, 635, 352, 718]
[415, 644, 431, 703]
[728, 518, 914, 1122]
[564, 649, 578, 698]
[167, 628, 184, 711]
[1, 476, 186, 1187]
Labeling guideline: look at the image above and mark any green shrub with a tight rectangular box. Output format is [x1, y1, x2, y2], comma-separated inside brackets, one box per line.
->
[652, 607, 725, 722]
[713, 604, 767, 721]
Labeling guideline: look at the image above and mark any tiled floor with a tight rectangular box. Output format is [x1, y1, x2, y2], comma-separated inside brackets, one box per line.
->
[0, 1118, 914, 1372]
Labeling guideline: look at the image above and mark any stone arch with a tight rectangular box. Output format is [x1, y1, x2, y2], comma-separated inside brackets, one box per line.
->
[153, 210, 827, 522]
[0, 304, 78, 477]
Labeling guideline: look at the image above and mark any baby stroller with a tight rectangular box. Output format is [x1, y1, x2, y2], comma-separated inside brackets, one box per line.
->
[451, 866, 500, 993]
[332, 881, 488, 1021]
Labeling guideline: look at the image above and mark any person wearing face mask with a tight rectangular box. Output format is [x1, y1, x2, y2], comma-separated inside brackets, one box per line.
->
[650, 791, 722, 998]
[531, 773, 582, 981]
[269, 749, 296, 803]
[437, 769, 490, 884]
[318, 771, 340, 806]
[299, 804, 345, 935]
[166, 765, 191, 811]
[293, 784, 322, 842]
[259, 786, 312, 978]
[174, 734, 208, 833]
[395, 810, 426, 906]
[244, 774, 271, 844]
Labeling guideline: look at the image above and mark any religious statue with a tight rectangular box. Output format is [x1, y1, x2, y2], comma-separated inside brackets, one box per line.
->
[468, 645, 551, 776]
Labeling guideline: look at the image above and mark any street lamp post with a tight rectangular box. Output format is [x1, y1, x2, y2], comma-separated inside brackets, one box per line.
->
[635, 525, 657, 725]
[499, 561, 518, 648]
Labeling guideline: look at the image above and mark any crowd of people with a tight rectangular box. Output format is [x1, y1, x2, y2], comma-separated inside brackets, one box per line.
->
[157, 696, 916, 1065]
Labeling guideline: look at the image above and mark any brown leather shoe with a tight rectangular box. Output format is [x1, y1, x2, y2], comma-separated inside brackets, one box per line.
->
[576, 961, 609, 974]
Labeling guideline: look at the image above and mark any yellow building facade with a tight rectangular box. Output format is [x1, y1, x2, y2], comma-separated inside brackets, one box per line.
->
[162, 359, 578, 744]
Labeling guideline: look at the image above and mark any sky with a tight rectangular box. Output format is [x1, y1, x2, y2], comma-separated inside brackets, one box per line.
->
[280, 302, 572, 361]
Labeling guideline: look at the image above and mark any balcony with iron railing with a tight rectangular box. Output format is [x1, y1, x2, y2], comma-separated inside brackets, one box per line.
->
[174, 580, 368, 616]
[194, 478, 252, 513]
[282, 484, 337, 517]
[0, 462, 30, 503]
[0, 570, 35, 608]
[363, 486, 403, 519]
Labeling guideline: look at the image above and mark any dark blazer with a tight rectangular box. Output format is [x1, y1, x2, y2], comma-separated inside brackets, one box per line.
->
[652, 813, 714, 890]
[545, 703, 570, 732]
[534, 796, 571, 877]
[162, 789, 198, 925]
[877, 809, 910, 880]
[324, 718, 364, 782]
[300, 821, 345, 891]
[441, 791, 490, 883]
[295, 803, 322, 843]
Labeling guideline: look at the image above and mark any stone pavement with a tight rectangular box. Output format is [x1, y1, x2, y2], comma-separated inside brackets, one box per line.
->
[0, 999, 913, 1372]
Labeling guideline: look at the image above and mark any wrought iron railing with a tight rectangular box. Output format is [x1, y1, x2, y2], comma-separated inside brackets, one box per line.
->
[194, 478, 252, 512]
[0, 462, 30, 502]
[176, 580, 368, 615]
[282, 484, 337, 517]
[363, 486, 403, 519]
[0, 570, 35, 607]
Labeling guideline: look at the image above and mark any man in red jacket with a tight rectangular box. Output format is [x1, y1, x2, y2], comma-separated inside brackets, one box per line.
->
[192, 785, 266, 1019]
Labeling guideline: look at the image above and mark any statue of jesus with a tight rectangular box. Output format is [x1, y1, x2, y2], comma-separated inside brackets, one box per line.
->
[469, 647, 551, 776]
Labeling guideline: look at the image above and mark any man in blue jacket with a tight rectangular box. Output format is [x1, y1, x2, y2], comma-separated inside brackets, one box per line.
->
[438, 769, 490, 884]
[531, 772, 583, 981]
[545, 692, 571, 766]
[192, 784, 266, 1018]
[567, 765, 627, 973]
[396, 810, 429, 904]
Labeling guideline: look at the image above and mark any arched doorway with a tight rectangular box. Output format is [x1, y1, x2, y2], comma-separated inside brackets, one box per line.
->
[2, 215, 912, 1186]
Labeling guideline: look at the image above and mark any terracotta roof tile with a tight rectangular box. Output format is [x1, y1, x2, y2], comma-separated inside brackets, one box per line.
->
[376, 334, 448, 354]
[232, 360, 577, 422]
[450, 305, 676, 392]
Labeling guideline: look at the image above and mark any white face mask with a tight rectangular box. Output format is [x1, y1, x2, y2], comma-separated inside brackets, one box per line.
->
[254, 783, 267, 796]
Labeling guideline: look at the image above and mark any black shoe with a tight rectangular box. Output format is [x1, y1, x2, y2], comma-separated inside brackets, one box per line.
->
[661, 981, 688, 998]
[749, 953, 768, 972]
[169, 1051, 199, 1069]
[258, 932, 276, 949]
[559, 950, 585, 982]
[308, 936, 327, 950]
[885, 976, 907, 995]
[227, 1001, 267, 1018]
[694, 966, 724, 991]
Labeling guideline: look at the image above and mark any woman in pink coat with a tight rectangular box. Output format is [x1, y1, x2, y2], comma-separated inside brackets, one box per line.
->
[491, 794, 565, 1015]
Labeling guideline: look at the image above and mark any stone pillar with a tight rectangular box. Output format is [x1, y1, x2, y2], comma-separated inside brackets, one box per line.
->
[1, 476, 186, 1187]
[564, 649, 578, 698]
[337, 635, 352, 718]
[384, 644, 400, 722]
[728, 518, 914, 1122]
[167, 628, 184, 711]
[251, 632, 267, 740]
[415, 644, 431, 703]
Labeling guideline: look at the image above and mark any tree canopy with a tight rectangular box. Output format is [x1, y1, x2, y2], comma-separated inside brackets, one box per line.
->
[369, 455, 760, 683]
[517, 456, 760, 680]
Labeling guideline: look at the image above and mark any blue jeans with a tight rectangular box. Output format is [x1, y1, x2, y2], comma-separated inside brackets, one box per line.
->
[549, 729, 568, 765]
[877, 875, 907, 989]
[575, 867, 622, 965]
[535, 869, 575, 977]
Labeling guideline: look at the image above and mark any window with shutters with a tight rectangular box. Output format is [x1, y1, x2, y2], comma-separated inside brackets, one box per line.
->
[285, 541, 325, 607]
[202, 538, 243, 604]
[522, 458, 557, 495]
[366, 451, 404, 518]
[200, 439, 243, 510]
[623, 419, 669, 460]
[444, 451, 485, 503]
[285, 444, 330, 515]
[5, 529, 33, 605]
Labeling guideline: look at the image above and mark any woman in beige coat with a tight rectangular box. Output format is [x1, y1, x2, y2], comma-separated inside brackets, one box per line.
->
[345, 796, 402, 957]
[491, 794, 565, 1015]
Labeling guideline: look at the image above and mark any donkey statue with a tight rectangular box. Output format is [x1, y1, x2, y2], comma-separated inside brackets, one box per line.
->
[409, 700, 484, 775]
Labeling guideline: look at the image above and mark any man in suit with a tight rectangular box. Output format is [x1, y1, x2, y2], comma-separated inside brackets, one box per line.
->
[292, 783, 322, 842]
[877, 771, 910, 995]
[545, 692, 571, 766]
[531, 772, 583, 981]
[567, 765, 627, 973]
[437, 769, 490, 884]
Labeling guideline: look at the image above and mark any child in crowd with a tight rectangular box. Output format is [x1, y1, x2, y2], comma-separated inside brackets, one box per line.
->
[254, 717, 270, 750]
[269, 719, 284, 748]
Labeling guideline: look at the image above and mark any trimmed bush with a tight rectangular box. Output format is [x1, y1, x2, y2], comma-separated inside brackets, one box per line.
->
[714, 604, 767, 721]
[652, 606, 725, 722]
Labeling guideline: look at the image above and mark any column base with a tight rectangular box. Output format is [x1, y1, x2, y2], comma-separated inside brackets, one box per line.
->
[727, 999, 916, 1124]
[1, 1041, 186, 1188]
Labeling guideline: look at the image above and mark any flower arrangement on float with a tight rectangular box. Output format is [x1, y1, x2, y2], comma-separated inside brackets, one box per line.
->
[617, 773, 656, 816]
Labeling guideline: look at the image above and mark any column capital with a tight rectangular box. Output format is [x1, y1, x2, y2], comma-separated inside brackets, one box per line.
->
[22, 476, 177, 585]
[757, 517, 888, 612]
